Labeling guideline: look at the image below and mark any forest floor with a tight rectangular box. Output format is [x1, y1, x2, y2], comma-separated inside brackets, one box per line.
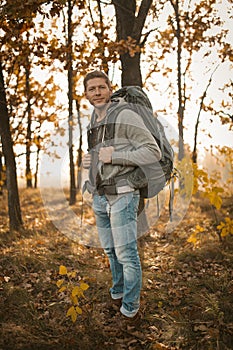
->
[0, 188, 233, 350]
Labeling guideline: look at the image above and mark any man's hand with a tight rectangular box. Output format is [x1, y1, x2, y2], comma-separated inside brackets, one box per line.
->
[99, 146, 114, 164]
[82, 153, 92, 169]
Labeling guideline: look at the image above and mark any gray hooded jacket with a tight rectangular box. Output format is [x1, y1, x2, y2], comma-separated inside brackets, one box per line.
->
[86, 98, 162, 195]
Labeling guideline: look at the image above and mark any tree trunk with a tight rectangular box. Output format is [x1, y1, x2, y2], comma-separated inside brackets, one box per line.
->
[67, 0, 76, 205]
[120, 52, 142, 86]
[113, 0, 152, 87]
[113, 0, 152, 236]
[96, 0, 109, 74]
[0, 148, 3, 195]
[192, 66, 217, 164]
[0, 61, 23, 230]
[76, 99, 82, 192]
[174, 0, 185, 161]
[192, 115, 199, 164]
[34, 136, 41, 188]
[25, 58, 33, 188]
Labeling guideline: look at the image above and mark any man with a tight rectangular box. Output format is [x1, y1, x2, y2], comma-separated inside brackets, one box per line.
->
[82, 70, 161, 329]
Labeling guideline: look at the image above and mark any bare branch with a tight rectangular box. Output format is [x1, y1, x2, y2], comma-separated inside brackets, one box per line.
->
[133, 0, 152, 41]
[140, 27, 157, 47]
[192, 64, 220, 162]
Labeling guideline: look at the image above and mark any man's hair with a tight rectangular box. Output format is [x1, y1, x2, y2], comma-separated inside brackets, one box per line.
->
[83, 70, 111, 91]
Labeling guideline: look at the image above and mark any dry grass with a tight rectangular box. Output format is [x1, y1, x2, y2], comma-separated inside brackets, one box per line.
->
[0, 189, 233, 349]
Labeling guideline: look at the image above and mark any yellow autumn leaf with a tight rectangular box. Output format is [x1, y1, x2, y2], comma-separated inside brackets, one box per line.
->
[72, 296, 78, 305]
[70, 271, 77, 278]
[76, 306, 82, 315]
[217, 217, 233, 237]
[212, 186, 224, 193]
[66, 306, 75, 316]
[56, 279, 64, 288]
[58, 286, 67, 293]
[187, 233, 197, 245]
[72, 286, 80, 297]
[211, 195, 222, 210]
[217, 222, 224, 230]
[59, 265, 67, 275]
[71, 311, 77, 323]
[158, 301, 163, 308]
[72, 286, 84, 298]
[196, 225, 204, 232]
[221, 228, 228, 237]
[80, 282, 89, 291]
[66, 306, 77, 323]
[71, 312, 77, 322]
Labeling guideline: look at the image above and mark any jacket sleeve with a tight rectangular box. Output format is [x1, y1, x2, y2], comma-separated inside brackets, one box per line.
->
[111, 109, 162, 166]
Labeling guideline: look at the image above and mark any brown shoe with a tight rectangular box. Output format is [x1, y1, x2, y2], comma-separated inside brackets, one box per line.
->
[121, 310, 142, 328]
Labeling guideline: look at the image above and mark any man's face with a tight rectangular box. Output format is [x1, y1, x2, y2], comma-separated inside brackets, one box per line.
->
[85, 77, 112, 108]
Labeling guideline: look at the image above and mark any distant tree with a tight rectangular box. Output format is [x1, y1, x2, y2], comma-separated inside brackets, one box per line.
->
[67, 0, 76, 205]
[192, 65, 219, 163]
[87, 0, 110, 74]
[75, 98, 83, 192]
[34, 135, 41, 189]
[0, 0, 62, 188]
[0, 61, 23, 230]
[155, 0, 232, 161]
[56, 0, 114, 201]
[25, 32, 33, 188]
[0, 146, 4, 195]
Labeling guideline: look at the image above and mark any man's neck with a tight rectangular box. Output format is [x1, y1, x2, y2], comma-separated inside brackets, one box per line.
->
[95, 102, 111, 122]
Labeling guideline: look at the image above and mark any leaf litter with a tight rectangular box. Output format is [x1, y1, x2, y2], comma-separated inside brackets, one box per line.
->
[0, 188, 233, 349]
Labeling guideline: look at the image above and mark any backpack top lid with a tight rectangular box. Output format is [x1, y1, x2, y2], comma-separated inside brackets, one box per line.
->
[111, 86, 153, 111]
[111, 85, 174, 163]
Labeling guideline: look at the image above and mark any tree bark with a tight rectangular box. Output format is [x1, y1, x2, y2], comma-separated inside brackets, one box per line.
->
[25, 53, 33, 188]
[112, 0, 152, 235]
[113, 0, 152, 87]
[96, 0, 109, 74]
[76, 99, 82, 192]
[172, 0, 185, 160]
[0, 61, 23, 230]
[120, 52, 142, 87]
[67, 0, 76, 205]
[192, 66, 218, 164]
[34, 136, 41, 188]
[0, 148, 3, 195]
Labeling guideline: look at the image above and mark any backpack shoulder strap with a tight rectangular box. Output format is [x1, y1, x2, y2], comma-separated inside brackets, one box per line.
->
[104, 103, 129, 142]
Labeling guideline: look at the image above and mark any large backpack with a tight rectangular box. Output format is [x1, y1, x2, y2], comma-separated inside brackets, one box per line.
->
[106, 86, 174, 199]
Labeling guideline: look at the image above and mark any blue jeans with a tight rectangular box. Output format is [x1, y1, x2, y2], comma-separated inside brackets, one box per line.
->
[92, 192, 142, 318]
